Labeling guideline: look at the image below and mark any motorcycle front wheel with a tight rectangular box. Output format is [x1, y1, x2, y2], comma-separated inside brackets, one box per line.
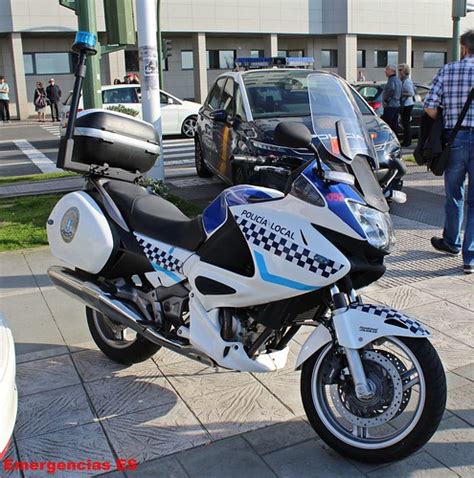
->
[301, 336, 446, 463]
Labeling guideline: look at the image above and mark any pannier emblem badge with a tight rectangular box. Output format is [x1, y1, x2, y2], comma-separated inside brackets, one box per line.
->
[60, 207, 79, 243]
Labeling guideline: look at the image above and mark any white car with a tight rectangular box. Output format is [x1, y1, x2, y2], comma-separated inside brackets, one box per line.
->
[62, 84, 201, 137]
[0, 313, 17, 461]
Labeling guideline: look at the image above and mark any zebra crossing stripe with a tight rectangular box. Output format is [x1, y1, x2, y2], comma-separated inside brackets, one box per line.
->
[13, 139, 60, 173]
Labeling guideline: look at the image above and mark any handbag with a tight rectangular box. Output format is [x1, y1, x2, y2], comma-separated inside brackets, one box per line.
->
[429, 88, 474, 176]
[35, 90, 48, 109]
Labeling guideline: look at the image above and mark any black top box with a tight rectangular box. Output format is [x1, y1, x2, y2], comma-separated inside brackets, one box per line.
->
[60, 109, 160, 175]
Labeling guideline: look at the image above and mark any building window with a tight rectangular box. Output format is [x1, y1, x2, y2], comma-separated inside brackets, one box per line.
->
[207, 50, 236, 69]
[321, 49, 338, 68]
[23, 52, 75, 75]
[375, 50, 398, 68]
[181, 50, 193, 70]
[357, 50, 366, 68]
[288, 50, 304, 57]
[35, 53, 71, 74]
[423, 51, 447, 68]
[250, 50, 264, 58]
[23, 54, 34, 75]
[125, 50, 139, 72]
[277, 50, 304, 58]
[411, 50, 415, 68]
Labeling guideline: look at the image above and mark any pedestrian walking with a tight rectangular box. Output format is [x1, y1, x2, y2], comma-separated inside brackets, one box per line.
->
[381, 64, 402, 133]
[0, 75, 11, 123]
[33, 81, 48, 122]
[46, 78, 61, 122]
[357, 70, 366, 81]
[398, 63, 415, 146]
[113, 78, 122, 85]
[424, 29, 474, 275]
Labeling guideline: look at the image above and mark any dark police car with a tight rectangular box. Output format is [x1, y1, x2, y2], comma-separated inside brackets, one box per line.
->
[195, 62, 405, 193]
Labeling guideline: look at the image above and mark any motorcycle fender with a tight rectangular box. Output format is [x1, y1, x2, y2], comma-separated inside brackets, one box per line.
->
[333, 304, 431, 350]
[295, 325, 332, 370]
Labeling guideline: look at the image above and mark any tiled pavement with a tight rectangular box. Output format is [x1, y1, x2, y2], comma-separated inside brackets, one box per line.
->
[1, 171, 473, 477]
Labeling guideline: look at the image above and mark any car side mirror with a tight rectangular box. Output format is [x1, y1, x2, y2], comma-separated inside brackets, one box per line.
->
[210, 109, 228, 123]
[274, 122, 312, 149]
[168, 97, 174, 105]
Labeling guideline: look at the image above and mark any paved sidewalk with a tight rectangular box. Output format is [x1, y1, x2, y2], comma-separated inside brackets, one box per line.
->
[0, 168, 473, 477]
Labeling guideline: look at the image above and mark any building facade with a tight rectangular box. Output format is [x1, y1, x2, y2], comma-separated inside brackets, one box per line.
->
[1, 0, 473, 118]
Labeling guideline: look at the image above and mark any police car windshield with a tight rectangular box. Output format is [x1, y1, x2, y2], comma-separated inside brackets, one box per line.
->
[243, 70, 311, 119]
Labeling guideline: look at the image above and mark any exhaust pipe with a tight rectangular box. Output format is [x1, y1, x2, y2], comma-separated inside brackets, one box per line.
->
[47, 266, 214, 366]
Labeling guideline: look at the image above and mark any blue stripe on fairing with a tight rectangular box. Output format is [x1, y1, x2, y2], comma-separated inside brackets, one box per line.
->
[202, 193, 227, 235]
[151, 262, 182, 282]
[254, 251, 319, 291]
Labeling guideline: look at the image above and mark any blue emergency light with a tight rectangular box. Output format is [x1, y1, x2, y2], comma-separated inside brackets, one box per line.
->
[73, 31, 97, 54]
[235, 56, 315, 70]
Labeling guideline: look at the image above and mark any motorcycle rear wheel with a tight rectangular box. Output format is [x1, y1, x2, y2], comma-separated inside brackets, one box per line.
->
[301, 336, 446, 463]
[86, 307, 161, 365]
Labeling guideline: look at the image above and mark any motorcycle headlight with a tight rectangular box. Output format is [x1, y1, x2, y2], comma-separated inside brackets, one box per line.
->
[348, 201, 395, 252]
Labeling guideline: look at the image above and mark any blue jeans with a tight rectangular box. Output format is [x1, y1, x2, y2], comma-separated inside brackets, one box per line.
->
[443, 128, 474, 266]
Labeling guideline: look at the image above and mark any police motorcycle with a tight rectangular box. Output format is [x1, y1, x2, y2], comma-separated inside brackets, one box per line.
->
[47, 33, 446, 463]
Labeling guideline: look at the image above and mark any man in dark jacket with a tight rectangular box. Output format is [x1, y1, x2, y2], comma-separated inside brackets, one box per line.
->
[46, 78, 62, 122]
[381, 64, 402, 134]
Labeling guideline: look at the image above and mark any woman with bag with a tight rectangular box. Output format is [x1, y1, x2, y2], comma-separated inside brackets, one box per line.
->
[398, 63, 415, 147]
[34, 81, 48, 122]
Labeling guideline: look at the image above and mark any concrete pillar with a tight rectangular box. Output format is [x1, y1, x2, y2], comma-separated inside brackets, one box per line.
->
[337, 34, 357, 82]
[264, 33, 278, 57]
[192, 32, 207, 103]
[103, 49, 126, 84]
[9, 33, 28, 119]
[398, 36, 412, 67]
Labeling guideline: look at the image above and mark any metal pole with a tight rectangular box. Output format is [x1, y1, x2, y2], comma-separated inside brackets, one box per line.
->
[452, 16, 461, 61]
[76, 0, 102, 109]
[136, 0, 164, 180]
[157, 0, 164, 88]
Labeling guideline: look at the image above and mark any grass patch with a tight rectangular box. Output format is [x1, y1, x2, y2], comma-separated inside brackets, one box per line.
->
[0, 191, 202, 252]
[167, 193, 203, 217]
[0, 194, 63, 251]
[0, 171, 77, 185]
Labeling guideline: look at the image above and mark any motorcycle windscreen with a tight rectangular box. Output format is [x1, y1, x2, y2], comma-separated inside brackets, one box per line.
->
[307, 73, 388, 212]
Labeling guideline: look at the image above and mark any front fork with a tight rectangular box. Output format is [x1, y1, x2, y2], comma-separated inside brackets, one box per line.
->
[330, 285, 375, 401]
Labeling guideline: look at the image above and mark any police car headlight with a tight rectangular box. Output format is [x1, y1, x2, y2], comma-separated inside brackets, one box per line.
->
[348, 201, 395, 252]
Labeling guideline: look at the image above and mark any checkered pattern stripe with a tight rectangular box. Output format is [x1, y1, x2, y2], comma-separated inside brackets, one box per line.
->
[352, 304, 428, 335]
[235, 216, 344, 279]
[137, 238, 183, 273]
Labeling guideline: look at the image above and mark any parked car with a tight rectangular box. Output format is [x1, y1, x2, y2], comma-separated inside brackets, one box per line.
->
[353, 81, 430, 137]
[195, 69, 404, 193]
[0, 313, 17, 461]
[62, 84, 201, 137]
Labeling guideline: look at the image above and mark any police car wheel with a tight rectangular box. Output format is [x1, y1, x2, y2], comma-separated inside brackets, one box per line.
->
[232, 163, 248, 185]
[195, 138, 212, 178]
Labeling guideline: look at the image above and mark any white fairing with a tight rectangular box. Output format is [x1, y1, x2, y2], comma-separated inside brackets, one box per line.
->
[0, 314, 17, 457]
[47, 192, 114, 274]
[188, 296, 289, 372]
[186, 194, 351, 311]
[134, 232, 194, 287]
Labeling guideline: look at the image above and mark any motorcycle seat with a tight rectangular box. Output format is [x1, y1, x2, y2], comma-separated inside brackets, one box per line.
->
[103, 180, 206, 251]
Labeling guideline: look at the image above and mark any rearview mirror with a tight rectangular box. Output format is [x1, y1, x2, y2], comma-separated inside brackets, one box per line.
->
[274, 122, 312, 149]
[210, 109, 228, 123]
